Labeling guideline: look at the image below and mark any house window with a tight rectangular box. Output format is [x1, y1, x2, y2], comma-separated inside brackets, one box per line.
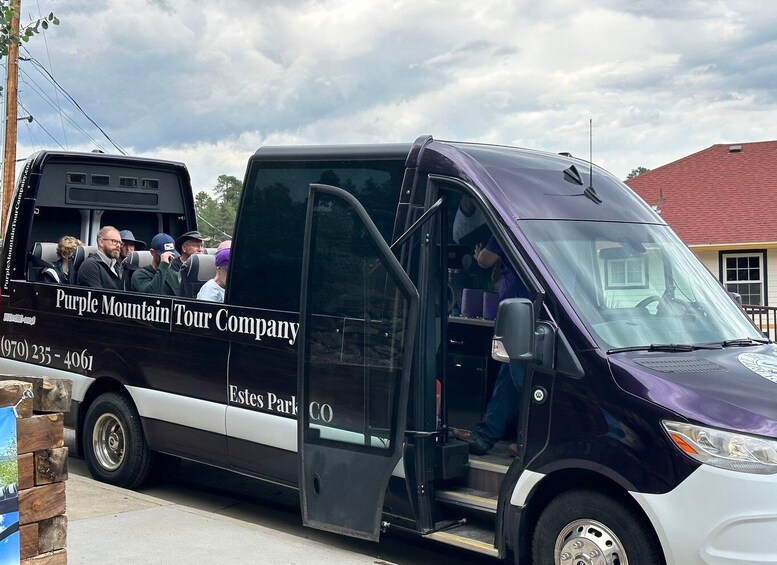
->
[722, 252, 765, 306]
[606, 257, 647, 288]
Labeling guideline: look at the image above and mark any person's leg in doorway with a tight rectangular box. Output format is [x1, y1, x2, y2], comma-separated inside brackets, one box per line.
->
[454, 361, 526, 455]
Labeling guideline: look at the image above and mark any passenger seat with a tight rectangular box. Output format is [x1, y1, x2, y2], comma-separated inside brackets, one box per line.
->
[72, 245, 98, 283]
[27, 242, 59, 282]
[180, 254, 216, 298]
[122, 251, 153, 290]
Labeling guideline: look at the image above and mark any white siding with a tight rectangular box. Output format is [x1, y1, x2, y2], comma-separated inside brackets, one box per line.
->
[691, 246, 777, 306]
[693, 249, 719, 279]
[767, 249, 777, 307]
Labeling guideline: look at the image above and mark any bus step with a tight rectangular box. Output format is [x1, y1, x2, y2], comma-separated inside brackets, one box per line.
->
[465, 456, 510, 495]
[424, 522, 499, 557]
[436, 487, 498, 513]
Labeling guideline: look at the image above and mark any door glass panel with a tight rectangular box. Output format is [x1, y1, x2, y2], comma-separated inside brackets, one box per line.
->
[304, 190, 412, 451]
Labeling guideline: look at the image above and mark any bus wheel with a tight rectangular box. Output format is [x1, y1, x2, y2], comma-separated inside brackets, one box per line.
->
[531, 489, 663, 565]
[83, 392, 153, 489]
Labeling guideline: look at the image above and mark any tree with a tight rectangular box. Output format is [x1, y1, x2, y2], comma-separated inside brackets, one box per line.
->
[0, 2, 59, 92]
[213, 174, 242, 208]
[194, 174, 243, 243]
[626, 166, 650, 179]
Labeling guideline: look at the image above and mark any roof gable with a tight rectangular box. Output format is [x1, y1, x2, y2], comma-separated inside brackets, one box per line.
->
[625, 141, 777, 246]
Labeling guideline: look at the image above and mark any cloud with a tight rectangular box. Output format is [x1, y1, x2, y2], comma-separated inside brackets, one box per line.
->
[12, 0, 777, 192]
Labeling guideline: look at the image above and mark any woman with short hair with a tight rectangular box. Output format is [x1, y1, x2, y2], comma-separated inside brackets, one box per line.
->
[41, 235, 83, 284]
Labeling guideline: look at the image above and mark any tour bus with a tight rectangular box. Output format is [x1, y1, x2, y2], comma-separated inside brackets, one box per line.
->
[2, 136, 777, 564]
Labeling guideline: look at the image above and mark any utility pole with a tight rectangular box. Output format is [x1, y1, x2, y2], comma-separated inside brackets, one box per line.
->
[1, 0, 21, 234]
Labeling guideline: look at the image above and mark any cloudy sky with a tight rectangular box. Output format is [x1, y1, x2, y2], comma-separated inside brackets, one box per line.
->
[7, 0, 777, 193]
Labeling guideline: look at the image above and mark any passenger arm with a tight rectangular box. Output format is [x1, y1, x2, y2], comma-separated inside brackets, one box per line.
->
[475, 245, 501, 269]
[131, 264, 170, 294]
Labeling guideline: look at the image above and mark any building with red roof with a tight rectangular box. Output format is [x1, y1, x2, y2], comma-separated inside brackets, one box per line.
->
[626, 141, 777, 306]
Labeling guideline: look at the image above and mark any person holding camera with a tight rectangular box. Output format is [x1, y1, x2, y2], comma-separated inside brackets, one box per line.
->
[131, 233, 181, 296]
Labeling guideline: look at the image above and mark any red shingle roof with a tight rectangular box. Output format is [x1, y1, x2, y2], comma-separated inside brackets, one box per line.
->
[625, 141, 777, 246]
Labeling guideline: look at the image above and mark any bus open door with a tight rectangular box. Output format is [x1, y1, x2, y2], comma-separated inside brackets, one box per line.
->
[297, 183, 419, 540]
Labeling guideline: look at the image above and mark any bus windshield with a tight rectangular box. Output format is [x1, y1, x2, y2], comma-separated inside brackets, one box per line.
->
[521, 220, 764, 350]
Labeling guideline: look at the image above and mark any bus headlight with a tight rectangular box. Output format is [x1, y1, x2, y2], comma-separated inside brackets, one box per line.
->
[663, 420, 777, 475]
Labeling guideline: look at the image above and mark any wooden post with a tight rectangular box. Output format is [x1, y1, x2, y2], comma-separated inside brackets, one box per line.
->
[0, 377, 70, 563]
[2, 0, 21, 234]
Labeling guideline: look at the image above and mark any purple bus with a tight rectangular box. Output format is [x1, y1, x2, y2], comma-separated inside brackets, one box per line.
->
[1, 135, 775, 564]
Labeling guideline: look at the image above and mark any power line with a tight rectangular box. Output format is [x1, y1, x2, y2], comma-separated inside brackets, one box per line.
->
[195, 213, 232, 240]
[16, 68, 109, 152]
[19, 54, 127, 155]
[19, 112, 41, 151]
[32, 0, 67, 147]
[22, 53, 115, 151]
[5, 57, 111, 153]
[18, 99, 63, 149]
[15, 61, 110, 152]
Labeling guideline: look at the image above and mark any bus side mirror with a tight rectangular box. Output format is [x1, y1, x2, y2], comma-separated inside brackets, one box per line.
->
[492, 298, 535, 362]
[729, 292, 743, 305]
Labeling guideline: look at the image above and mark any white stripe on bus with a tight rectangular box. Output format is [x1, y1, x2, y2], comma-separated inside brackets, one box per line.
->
[0, 359, 406, 478]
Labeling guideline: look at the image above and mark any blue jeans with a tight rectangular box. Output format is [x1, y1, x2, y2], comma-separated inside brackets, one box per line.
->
[472, 361, 527, 448]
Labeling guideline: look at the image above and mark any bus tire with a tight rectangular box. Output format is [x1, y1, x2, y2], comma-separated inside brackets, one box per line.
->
[531, 489, 663, 565]
[82, 392, 153, 489]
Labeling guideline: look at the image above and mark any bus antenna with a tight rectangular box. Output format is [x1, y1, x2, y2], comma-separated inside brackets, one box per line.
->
[584, 118, 602, 204]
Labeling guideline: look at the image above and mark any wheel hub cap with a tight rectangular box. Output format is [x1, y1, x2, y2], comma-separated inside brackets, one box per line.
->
[92, 413, 126, 471]
[556, 519, 627, 565]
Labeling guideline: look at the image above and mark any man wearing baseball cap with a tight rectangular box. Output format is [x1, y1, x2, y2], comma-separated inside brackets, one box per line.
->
[131, 233, 180, 295]
[171, 230, 209, 281]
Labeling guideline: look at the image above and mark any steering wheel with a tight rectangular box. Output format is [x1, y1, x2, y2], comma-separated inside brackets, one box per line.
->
[635, 295, 661, 309]
[657, 297, 692, 317]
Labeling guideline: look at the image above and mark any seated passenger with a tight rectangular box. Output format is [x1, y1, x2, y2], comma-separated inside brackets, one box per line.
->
[171, 230, 209, 286]
[119, 230, 146, 261]
[216, 239, 231, 252]
[41, 235, 83, 284]
[131, 233, 180, 295]
[76, 226, 122, 289]
[118, 230, 146, 284]
[197, 248, 229, 303]
[453, 236, 530, 457]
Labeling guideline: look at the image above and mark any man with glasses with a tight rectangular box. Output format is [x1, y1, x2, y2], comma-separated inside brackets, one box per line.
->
[170, 230, 209, 295]
[76, 226, 123, 289]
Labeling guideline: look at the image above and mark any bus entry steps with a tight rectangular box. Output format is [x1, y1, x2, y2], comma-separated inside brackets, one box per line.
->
[463, 455, 510, 495]
[423, 521, 498, 557]
[436, 487, 498, 514]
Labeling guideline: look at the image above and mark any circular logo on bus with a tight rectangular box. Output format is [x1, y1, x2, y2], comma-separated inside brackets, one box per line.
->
[739, 353, 777, 383]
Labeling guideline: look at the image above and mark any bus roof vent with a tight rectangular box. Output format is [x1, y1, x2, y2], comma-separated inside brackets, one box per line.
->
[91, 174, 110, 186]
[68, 187, 159, 207]
[729, 145, 742, 153]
